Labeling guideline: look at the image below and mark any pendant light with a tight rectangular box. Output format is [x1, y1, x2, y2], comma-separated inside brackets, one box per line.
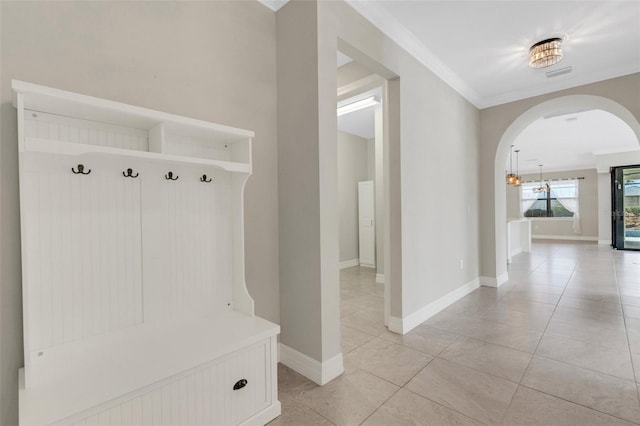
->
[533, 164, 547, 193]
[506, 145, 517, 185]
[513, 150, 521, 187]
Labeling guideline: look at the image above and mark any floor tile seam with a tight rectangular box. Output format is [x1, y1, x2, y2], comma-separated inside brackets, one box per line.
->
[341, 323, 379, 340]
[497, 383, 522, 425]
[530, 352, 637, 383]
[476, 315, 550, 334]
[345, 360, 427, 390]
[517, 383, 640, 425]
[545, 319, 627, 346]
[424, 323, 541, 355]
[453, 334, 535, 359]
[354, 335, 440, 359]
[515, 263, 576, 399]
[340, 306, 369, 320]
[399, 386, 491, 426]
[376, 332, 458, 358]
[341, 327, 385, 341]
[342, 349, 438, 397]
[287, 395, 338, 426]
[540, 323, 630, 348]
[356, 387, 403, 426]
[556, 302, 624, 318]
[616, 261, 640, 405]
[284, 366, 388, 425]
[431, 352, 524, 388]
[431, 311, 549, 335]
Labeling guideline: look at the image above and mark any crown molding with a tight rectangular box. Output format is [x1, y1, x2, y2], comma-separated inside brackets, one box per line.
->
[345, 0, 483, 108]
[256, 0, 289, 12]
[479, 63, 640, 109]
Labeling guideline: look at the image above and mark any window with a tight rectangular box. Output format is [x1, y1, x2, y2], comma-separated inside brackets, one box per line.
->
[521, 180, 578, 218]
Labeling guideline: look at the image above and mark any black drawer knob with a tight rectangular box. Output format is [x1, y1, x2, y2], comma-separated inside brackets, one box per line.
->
[233, 379, 248, 390]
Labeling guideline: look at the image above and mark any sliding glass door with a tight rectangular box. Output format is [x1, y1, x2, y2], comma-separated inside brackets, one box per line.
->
[612, 165, 640, 250]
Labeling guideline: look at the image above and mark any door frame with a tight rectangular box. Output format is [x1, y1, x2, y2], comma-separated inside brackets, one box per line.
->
[612, 164, 640, 251]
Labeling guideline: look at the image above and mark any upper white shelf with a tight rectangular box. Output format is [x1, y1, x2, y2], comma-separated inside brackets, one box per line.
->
[24, 138, 251, 173]
[12, 80, 253, 172]
[12, 80, 254, 140]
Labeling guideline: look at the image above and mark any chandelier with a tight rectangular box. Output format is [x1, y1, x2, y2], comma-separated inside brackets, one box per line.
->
[533, 164, 548, 193]
[529, 37, 563, 69]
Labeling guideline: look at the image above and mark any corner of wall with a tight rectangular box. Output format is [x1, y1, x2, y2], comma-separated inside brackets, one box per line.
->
[389, 277, 480, 334]
[480, 273, 509, 287]
[279, 343, 343, 385]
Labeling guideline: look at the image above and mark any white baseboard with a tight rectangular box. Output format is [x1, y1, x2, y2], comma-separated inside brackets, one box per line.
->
[279, 343, 344, 385]
[598, 239, 611, 246]
[388, 278, 480, 335]
[339, 259, 359, 269]
[360, 263, 375, 269]
[480, 272, 509, 288]
[376, 273, 384, 284]
[532, 235, 598, 241]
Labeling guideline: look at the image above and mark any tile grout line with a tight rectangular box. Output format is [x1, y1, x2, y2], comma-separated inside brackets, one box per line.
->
[516, 382, 640, 425]
[615, 251, 640, 406]
[343, 272, 490, 426]
[337, 252, 640, 425]
[401, 386, 492, 426]
[356, 387, 402, 426]
[508, 250, 640, 424]
[498, 256, 577, 424]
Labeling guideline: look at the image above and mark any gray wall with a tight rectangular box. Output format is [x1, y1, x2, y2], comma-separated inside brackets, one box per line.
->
[276, 0, 328, 361]
[0, 2, 278, 424]
[276, 0, 481, 367]
[319, 2, 481, 322]
[506, 169, 599, 238]
[367, 138, 375, 181]
[337, 61, 374, 88]
[479, 74, 640, 281]
[338, 131, 369, 263]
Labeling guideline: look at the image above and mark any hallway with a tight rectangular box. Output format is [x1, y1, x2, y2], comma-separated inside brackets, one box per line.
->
[273, 241, 640, 425]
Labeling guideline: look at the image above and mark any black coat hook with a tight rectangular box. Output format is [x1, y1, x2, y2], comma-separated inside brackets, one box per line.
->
[200, 174, 212, 183]
[123, 168, 139, 178]
[164, 171, 179, 181]
[71, 164, 91, 175]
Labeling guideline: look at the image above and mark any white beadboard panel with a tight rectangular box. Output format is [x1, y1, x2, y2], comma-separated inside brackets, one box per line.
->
[54, 340, 271, 426]
[24, 110, 148, 152]
[21, 157, 144, 353]
[150, 169, 234, 320]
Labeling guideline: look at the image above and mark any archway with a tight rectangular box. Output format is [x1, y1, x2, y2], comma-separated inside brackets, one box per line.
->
[493, 95, 640, 285]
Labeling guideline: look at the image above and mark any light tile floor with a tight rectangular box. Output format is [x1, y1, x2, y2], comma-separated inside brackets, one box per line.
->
[270, 241, 640, 425]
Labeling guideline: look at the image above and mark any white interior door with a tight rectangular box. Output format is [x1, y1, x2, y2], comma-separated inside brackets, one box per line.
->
[358, 180, 375, 268]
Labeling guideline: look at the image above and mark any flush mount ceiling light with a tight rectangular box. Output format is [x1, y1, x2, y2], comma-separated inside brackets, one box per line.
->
[337, 96, 380, 116]
[529, 37, 563, 69]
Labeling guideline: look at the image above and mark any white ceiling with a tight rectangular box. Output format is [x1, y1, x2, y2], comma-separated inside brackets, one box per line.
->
[260, 1, 639, 108]
[510, 109, 639, 175]
[337, 86, 381, 140]
[346, 0, 640, 108]
[337, 51, 353, 68]
[262, 0, 640, 170]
